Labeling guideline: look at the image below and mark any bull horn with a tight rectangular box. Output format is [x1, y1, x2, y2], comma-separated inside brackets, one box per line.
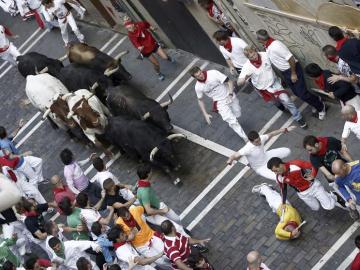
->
[61, 93, 74, 101]
[160, 94, 173, 108]
[149, 146, 159, 162]
[115, 50, 129, 60]
[36, 66, 48, 74]
[42, 108, 51, 120]
[67, 111, 75, 119]
[104, 65, 119, 76]
[58, 54, 68, 62]
[90, 82, 99, 93]
[141, 112, 151, 120]
[167, 134, 186, 140]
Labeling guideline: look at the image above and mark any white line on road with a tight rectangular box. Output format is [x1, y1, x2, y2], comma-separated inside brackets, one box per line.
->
[100, 34, 120, 51]
[186, 103, 307, 229]
[107, 36, 127, 55]
[336, 248, 358, 270]
[12, 111, 41, 142]
[312, 221, 360, 270]
[15, 120, 45, 148]
[156, 58, 199, 102]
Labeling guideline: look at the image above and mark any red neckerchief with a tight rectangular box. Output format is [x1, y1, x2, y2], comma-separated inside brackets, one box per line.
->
[113, 242, 126, 250]
[7, 170, 17, 182]
[326, 55, 338, 63]
[282, 163, 291, 177]
[24, 211, 38, 217]
[336, 37, 348, 51]
[197, 71, 207, 83]
[351, 114, 358, 123]
[123, 214, 141, 231]
[138, 180, 151, 187]
[314, 74, 325, 90]
[224, 38, 232, 52]
[264, 37, 275, 48]
[316, 137, 329, 156]
[207, 1, 215, 17]
[250, 54, 262, 68]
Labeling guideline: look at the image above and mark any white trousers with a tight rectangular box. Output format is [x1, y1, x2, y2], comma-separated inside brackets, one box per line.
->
[15, 0, 29, 16]
[2, 221, 32, 256]
[17, 156, 44, 185]
[345, 95, 360, 111]
[259, 185, 283, 212]
[17, 172, 46, 203]
[217, 96, 247, 141]
[253, 148, 291, 181]
[297, 179, 335, 211]
[58, 12, 84, 45]
[145, 202, 189, 236]
[136, 235, 171, 268]
[0, 42, 20, 65]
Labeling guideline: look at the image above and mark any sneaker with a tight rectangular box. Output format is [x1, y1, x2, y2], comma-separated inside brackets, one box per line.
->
[192, 244, 209, 253]
[297, 118, 308, 129]
[251, 183, 273, 194]
[167, 56, 175, 63]
[349, 207, 360, 220]
[331, 191, 347, 209]
[158, 73, 165, 81]
[318, 102, 327, 120]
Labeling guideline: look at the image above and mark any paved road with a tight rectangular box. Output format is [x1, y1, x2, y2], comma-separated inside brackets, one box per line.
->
[1, 11, 360, 270]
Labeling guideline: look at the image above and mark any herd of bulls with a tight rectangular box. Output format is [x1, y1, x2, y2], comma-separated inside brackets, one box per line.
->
[17, 43, 186, 184]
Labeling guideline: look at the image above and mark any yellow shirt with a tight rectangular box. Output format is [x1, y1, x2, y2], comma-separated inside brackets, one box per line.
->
[116, 206, 154, 247]
[275, 204, 302, 240]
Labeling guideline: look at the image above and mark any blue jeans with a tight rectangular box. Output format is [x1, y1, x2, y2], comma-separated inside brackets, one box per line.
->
[273, 93, 302, 121]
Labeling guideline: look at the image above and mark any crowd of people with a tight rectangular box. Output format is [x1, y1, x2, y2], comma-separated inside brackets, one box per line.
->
[2, 0, 360, 269]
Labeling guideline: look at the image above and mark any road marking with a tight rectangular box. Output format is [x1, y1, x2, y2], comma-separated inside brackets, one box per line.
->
[336, 248, 358, 270]
[156, 58, 199, 102]
[15, 119, 45, 148]
[0, 29, 49, 80]
[312, 221, 360, 270]
[83, 146, 114, 175]
[12, 111, 41, 142]
[186, 103, 307, 229]
[100, 34, 120, 51]
[107, 36, 127, 55]
[50, 212, 60, 221]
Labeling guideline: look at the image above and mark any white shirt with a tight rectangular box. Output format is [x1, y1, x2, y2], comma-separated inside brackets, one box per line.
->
[219, 37, 248, 68]
[0, 25, 10, 49]
[46, 0, 69, 19]
[195, 70, 229, 101]
[61, 240, 99, 270]
[266, 40, 294, 71]
[115, 243, 155, 270]
[80, 208, 102, 231]
[342, 111, 360, 140]
[45, 230, 67, 264]
[239, 52, 276, 90]
[91, 170, 120, 188]
[238, 135, 269, 169]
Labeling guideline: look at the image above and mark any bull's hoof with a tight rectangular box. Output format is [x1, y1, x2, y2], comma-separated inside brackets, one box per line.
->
[173, 178, 182, 186]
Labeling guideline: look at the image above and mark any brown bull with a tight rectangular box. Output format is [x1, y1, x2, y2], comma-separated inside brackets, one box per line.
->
[49, 97, 77, 128]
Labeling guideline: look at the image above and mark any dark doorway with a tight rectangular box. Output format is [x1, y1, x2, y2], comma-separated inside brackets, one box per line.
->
[136, 0, 226, 65]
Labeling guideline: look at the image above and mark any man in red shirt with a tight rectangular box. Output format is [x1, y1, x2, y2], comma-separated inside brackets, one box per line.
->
[161, 220, 210, 270]
[50, 174, 75, 213]
[124, 18, 174, 81]
[351, 235, 360, 270]
[267, 157, 341, 211]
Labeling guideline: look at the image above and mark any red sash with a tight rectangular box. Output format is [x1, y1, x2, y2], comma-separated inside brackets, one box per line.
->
[138, 180, 151, 187]
[0, 45, 9, 53]
[113, 242, 126, 250]
[259, 89, 288, 102]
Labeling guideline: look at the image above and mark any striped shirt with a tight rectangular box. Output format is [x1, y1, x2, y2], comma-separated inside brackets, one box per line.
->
[163, 232, 191, 269]
[64, 162, 89, 194]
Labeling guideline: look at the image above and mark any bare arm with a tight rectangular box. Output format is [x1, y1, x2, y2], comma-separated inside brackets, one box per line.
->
[197, 99, 212, 125]
[237, 75, 250, 86]
[226, 152, 241, 165]
[341, 148, 353, 162]
[174, 260, 193, 270]
[226, 59, 236, 74]
[143, 203, 168, 216]
[34, 230, 47, 240]
[288, 57, 298, 83]
[266, 125, 296, 139]
[135, 253, 163, 266]
[319, 166, 335, 181]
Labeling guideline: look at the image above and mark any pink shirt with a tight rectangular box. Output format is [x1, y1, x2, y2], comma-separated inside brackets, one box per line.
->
[64, 162, 89, 194]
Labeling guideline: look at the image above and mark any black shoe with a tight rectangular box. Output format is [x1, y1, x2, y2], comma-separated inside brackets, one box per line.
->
[349, 207, 360, 220]
[297, 119, 308, 129]
[192, 244, 209, 253]
[331, 191, 347, 209]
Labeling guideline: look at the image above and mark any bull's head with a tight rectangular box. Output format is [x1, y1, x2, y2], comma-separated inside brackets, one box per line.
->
[43, 94, 77, 128]
[141, 94, 173, 132]
[104, 50, 132, 82]
[69, 96, 102, 130]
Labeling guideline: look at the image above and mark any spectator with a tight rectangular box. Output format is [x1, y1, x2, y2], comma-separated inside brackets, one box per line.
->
[107, 224, 161, 270]
[256, 29, 326, 120]
[305, 63, 360, 111]
[102, 178, 136, 210]
[51, 174, 76, 213]
[23, 255, 52, 270]
[60, 148, 101, 205]
[189, 65, 248, 141]
[227, 126, 294, 181]
[136, 164, 188, 235]
[44, 220, 69, 265]
[332, 159, 360, 220]
[246, 250, 270, 270]
[124, 17, 174, 81]
[328, 26, 360, 77]
[351, 235, 360, 270]
[187, 250, 214, 270]
[341, 105, 360, 148]
[213, 30, 248, 75]
[161, 220, 210, 270]
[48, 236, 100, 269]
[303, 135, 353, 182]
[58, 196, 89, 240]
[0, 234, 21, 268]
[42, 0, 85, 47]
[115, 206, 170, 268]
[251, 183, 302, 240]
[238, 45, 307, 129]
[91, 222, 115, 264]
[267, 157, 345, 211]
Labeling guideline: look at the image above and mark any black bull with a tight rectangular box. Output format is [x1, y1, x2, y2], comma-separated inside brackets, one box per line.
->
[106, 85, 173, 132]
[101, 116, 185, 173]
